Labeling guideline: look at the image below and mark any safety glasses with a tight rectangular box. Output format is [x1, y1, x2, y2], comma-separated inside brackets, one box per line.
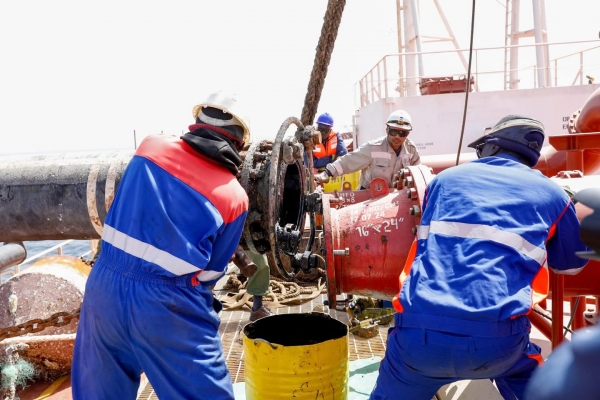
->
[317, 124, 332, 133]
[475, 143, 484, 158]
[388, 128, 409, 137]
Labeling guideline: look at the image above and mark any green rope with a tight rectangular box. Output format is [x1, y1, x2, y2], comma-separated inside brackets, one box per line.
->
[1, 358, 36, 397]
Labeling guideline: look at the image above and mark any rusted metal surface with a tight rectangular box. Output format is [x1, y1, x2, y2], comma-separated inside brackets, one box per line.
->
[0, 309, 80, 342]
[0, 139, 309, 270]
[0, 334, 76, 381]
[0, 151, 131, 241]
[0, 256, 88, 379]
[239, 117, 308, 279]
[0, 256, 89, 338]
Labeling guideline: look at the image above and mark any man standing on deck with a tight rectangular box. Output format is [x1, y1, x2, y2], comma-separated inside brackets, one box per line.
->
[370, 115, 589, 400]
[72, 91, 249, 400]
[314, 109, 420, 189]
[305, 112, 348, 174]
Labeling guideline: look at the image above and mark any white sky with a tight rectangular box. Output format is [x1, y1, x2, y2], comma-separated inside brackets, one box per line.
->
[0, 0, 598, 155]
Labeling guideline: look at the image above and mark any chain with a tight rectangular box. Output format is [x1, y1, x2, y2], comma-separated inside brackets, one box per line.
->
[0, 307, 81, 342]
[300, 0, 347, 127]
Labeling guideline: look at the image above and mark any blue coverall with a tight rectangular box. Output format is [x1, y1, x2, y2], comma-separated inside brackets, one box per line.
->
[72, 133, 247, 399]
[371, 154, 589, 400]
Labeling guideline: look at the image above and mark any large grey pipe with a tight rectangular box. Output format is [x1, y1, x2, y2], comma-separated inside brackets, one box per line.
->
[0, 151, 132, 241]
[0, 242, 27, 272]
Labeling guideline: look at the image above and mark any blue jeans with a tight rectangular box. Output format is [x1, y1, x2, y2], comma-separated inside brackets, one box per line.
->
[370, 314, 542, 400]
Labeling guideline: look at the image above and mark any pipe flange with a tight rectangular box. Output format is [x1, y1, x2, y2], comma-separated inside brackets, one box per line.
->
[568, 109, 581, 134]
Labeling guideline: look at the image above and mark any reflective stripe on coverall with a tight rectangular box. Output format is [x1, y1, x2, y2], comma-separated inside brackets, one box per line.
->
[72, 134, 248, 400]
[371, 155, 589, 400]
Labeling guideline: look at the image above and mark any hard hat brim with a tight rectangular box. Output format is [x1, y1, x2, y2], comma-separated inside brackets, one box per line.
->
[387, 123, 412, 131]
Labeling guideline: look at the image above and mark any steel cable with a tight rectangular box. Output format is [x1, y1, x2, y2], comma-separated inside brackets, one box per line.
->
[455, 0, 476, 165]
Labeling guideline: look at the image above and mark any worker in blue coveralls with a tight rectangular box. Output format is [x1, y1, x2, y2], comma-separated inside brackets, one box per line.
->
[305, 112, 348, 173]
[370, 115, 590, 400]
[71, 91, 250, 400]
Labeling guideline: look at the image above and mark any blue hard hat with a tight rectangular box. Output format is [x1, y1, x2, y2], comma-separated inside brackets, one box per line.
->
[316, 113, 334, 127]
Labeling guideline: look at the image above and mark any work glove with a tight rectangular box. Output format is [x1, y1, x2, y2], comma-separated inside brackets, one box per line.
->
[314, 171, 330, 184]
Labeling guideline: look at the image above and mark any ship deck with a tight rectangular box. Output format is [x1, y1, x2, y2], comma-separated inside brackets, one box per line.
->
[14, 270, 567, 400]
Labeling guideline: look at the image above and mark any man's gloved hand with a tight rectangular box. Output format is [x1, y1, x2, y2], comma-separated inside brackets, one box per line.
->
[314, 171, 330, 184]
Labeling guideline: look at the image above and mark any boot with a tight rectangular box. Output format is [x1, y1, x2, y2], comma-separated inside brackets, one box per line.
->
[249, 306, 272, 322]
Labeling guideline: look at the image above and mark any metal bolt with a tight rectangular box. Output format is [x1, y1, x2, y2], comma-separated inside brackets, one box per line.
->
[409, 205, 421, 217]
[333, 248, 350, 257]
[408, 188, 418, 199]
[405, 176, 414, 188]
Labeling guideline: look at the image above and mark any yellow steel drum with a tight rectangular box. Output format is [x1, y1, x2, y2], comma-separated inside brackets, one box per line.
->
[323, 171, 361, 193]
[243, 312, 349, 399]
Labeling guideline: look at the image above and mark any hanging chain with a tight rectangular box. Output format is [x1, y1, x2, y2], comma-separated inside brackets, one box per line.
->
[0, 307, 81, 342]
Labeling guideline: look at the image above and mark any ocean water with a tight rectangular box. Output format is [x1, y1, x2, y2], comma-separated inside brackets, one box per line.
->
[20, 240, 94, 268]
[1, 240, 94, 283]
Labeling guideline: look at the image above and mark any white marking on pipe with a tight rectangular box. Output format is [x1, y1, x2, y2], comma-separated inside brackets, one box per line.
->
[105, 159, 119, 212]
[86, 163, 103, 236]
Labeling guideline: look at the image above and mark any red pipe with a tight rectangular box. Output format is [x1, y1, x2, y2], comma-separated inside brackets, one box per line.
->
[421, 144, 598, 178]
[575, 87, 600, 133]
[528, 309, 553, 342]
[550, 272, 565, 348]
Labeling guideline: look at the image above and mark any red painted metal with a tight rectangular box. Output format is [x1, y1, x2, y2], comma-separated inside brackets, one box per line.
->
[330, 188, 372, 206]
[419, 76, 474, 95]
[323, 166, 432, 307]
[548, 260, 600, 297]
[421, 143, 599, 177]
[572, 87, 600, 133]
[527, 309, 553, 341]
[550, 272, 565, 348]
[324, 170, 600, 347]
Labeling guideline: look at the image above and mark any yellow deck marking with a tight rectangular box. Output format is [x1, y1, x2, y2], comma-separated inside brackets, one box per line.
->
[36, 374, 69, 399]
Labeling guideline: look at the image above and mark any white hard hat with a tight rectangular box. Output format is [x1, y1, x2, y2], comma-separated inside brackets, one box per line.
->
[386, 110, 412, 131]
[192, 91, 251, 145]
